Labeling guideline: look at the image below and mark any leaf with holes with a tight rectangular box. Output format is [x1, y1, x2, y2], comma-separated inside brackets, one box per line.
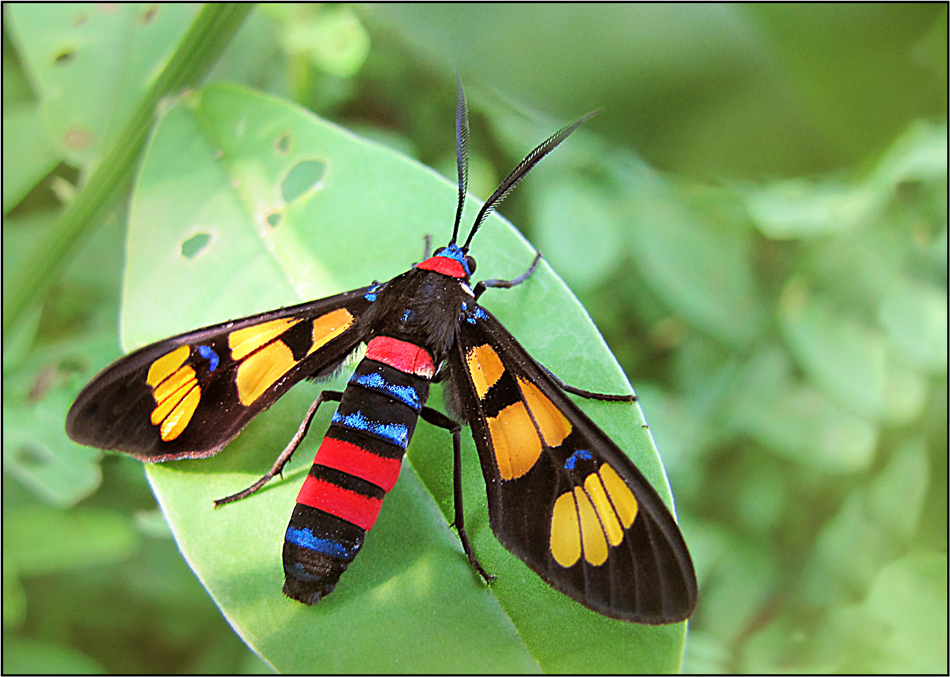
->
[117, 82, 688, 672]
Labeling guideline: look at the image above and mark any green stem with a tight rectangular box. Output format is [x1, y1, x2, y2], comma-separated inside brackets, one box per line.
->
[3, 3, 256, 343]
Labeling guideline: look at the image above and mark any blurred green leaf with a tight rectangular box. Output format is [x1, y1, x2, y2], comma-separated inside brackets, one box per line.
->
[777, 282, 926, 423]
[744, 179, 877, 239]
[532, 173, 624, 291]
[879, 278, 948, 374]
[801, 439, 929, 606]
[6, 3, 200, 165]
[728, 346, 877, 473]
[3, 637, 106, 674]
[2, 103, 63, 213]
[858, 553, 948, 673]
[4, 507, 139, 576]
[617, 157, 765, 346]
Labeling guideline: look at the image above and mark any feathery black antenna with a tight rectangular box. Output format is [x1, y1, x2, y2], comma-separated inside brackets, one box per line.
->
[462, 110, 598, 252]
[450, 75, 470, 245]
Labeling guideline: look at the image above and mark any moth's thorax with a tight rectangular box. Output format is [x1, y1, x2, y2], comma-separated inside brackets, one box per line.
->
[363, 267, 470, 364]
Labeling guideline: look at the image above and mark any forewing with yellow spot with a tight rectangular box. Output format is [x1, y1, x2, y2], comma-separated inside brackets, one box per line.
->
[66, 288, 372, 462]
[450, 306, 696, 624]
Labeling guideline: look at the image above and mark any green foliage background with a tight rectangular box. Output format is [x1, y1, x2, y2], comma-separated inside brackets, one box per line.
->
[3, 4, 946, 674]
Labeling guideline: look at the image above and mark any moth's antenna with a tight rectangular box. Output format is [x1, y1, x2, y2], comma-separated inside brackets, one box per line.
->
[450, 74, 470, 246]
[462, 110, 598, 252]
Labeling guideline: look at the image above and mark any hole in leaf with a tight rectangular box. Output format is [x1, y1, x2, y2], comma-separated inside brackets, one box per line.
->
[266, 212, 283, 228]
[54, 49, 76, 66]
[275, 133, 292, 154]
[181, 232, 212, 259]
[281, 159, 327, 203]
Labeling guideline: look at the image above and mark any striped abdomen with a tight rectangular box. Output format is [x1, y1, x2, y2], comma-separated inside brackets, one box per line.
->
[282, 336, 435, 604]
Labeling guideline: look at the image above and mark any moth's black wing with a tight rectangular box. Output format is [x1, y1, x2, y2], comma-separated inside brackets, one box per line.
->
[448, 305, 697, 623]
[67, 287, 374, 462]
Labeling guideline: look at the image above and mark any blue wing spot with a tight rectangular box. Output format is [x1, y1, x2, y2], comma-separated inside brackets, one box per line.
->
[403, 309, 411, 322]
[466, 305, 489, 324]
[332, 410, 409, 449]
[364, 283, 382, 302]
[196, 344, 219, 371]
[350, 372, 421, 411]
[285, 526, 356, 561]
[564, 449, 593, 470]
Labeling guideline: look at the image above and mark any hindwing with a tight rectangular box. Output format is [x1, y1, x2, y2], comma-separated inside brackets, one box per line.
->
[66, 287, 374, 462]
[450, 305, 697, 623]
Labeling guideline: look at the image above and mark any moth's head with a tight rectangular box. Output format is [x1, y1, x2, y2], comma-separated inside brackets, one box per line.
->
[415, 242, 475, 281]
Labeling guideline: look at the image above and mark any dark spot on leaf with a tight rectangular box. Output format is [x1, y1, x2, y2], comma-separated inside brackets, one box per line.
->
[64, 126, 94, 150]
[281, 159, 327, 203]
[181, 232, 212, 259]
[275, 133, 292, 154]
[29, 366, 59, 402]
[73, 13, 88, 26]
[266, 212, 283, 228]
[15, 445, 50, 468]
[140, 4, 159, 24]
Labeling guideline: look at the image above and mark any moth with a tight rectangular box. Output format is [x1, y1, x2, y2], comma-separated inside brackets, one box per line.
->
[67, 81, 697, 624]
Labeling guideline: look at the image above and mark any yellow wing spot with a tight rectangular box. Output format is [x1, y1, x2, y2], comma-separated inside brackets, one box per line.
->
[584, 472, 624, 547]
[151, 365, 197, 408]
[148, 363, 200, 440]
[550, 491, 582, 567]
[599, 463, 638, 529]
[308, 308, 355, 355]
[487, 401, 541, 480]
[236, 340, 297, 405]
[574, 486, 609, 566]
[466, 344, 505, 400]
[146, 345, 190, 387]
[159, 386, 201, 441]
[517, 377, 571, 447]
[229, 317, 302, 360]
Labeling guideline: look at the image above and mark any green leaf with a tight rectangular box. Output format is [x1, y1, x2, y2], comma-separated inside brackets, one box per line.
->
[778, 281, 928, 423]
[614, 157, 765, 347]
[122, 83, 688, 672]
[3, 3, 254, 342]
[7, 3, 200, 165]
[2, 103, 63, 213]
[4, 507, 139, 576]
[3, 637, 106, 674]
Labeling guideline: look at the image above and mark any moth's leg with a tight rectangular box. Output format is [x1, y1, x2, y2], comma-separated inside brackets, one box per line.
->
[422, 234, 433, 259]
[214, 390, 344, 506]
[420, 405, 494, 584]
[540, 364, 636, 402]
[473, 252, 542, 300]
